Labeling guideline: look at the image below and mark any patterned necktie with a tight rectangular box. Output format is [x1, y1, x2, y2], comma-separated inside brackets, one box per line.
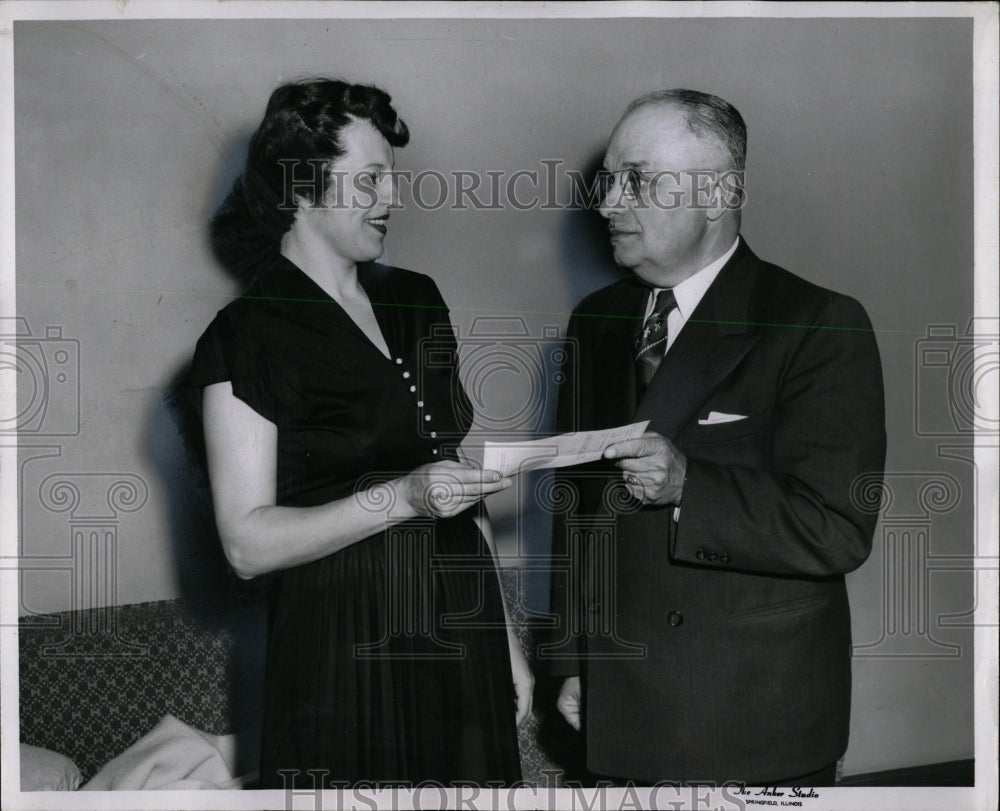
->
[634, 288, 677, 391]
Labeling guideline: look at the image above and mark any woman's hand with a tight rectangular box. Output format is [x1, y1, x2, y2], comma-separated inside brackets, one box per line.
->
[396, 461, 511, 519]
[508, 627, 535, 725]
[467, 512, 534, 725]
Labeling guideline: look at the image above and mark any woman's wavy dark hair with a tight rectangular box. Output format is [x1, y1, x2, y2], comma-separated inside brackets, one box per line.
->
[211, 79, 409, 283]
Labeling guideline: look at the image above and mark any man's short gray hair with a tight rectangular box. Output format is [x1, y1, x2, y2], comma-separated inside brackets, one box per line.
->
[626, 89, 747, 172]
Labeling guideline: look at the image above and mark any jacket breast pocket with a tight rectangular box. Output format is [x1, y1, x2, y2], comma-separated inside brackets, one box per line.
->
[689, 410, 762, 444]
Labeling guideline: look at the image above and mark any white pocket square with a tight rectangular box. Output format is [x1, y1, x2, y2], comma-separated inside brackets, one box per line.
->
[698, 411, 748, 425]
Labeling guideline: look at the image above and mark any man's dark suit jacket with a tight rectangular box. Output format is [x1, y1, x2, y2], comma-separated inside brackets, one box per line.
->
[548, 238, 886, 784]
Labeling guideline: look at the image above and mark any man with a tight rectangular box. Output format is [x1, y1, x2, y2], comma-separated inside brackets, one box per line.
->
[547, 90, 886, 786]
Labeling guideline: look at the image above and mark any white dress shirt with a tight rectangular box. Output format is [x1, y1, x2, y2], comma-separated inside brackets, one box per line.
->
[642, 237, 741, 353]
[640, 237, 740, 522]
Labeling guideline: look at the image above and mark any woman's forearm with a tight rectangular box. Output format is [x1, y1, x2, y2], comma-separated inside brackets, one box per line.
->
[203, 381, 509, 579]
[220, 483, 420, 579]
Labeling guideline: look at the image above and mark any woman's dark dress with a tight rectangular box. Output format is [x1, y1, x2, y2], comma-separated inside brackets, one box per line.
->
[189, 256, 521, 787]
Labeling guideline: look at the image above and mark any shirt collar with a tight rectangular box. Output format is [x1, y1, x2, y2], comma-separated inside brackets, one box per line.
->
[651, 236, 741, 320]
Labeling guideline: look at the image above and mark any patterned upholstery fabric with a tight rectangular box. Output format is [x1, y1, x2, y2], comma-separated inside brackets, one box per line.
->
[19, 600, 242, 781]
[20, 571, 567, 786]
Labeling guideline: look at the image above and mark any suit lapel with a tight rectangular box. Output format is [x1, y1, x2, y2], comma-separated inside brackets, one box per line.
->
[591, 280, 648, 423]
[633, 241, 761, 440]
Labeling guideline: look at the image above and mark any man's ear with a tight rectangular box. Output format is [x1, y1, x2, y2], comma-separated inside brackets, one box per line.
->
[705, 180, 726, 223]
[708, 169, 745, 220]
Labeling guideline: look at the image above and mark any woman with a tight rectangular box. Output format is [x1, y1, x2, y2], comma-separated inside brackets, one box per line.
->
[189, 79, 530, 788]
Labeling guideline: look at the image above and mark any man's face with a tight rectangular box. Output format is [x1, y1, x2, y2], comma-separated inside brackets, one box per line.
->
[598, 104, 729, 287]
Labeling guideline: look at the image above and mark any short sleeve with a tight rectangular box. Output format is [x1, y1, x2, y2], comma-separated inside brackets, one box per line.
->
[188, 308, 279, 424]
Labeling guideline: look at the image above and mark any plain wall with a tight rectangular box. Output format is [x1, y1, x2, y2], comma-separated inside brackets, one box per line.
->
[12, 17, 975, 776]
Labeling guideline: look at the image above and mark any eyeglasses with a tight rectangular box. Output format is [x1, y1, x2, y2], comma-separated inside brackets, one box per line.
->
[594, 167, 669, 202]
[593, 167, 745, 211]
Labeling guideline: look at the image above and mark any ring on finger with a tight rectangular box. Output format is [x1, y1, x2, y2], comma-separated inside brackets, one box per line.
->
[624, 474, 639, 486]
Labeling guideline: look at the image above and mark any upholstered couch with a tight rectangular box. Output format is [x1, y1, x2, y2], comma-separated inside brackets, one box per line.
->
[18, 571, 571, 788]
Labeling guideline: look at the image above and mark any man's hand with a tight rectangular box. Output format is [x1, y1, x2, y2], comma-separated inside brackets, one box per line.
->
[556, 676, 582, 731]
[604, 431, 686, 506]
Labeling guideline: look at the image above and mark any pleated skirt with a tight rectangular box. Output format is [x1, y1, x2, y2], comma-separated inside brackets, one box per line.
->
[258, 512, 522, 788]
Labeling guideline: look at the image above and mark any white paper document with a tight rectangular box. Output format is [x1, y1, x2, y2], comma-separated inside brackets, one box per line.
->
[480, 421, 650, 477]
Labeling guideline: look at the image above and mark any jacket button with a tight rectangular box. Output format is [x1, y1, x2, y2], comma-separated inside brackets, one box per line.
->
[708, 551, 719, 562]
[696, 549, 707, 561]
[667, 611, 683, 627]
[720, 553, 731, 564]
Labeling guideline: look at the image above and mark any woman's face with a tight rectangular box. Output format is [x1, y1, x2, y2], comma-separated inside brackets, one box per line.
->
[297, 118, 396, 266]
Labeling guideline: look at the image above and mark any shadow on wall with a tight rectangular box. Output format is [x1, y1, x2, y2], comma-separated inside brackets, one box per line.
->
[558, 148, 628, 305]
[208, 131, 279, 288]
[525, 149, 630, 780]
[502, 149, 626, 614]
[148, 361, 267, 774]
[142, 130, 270, 774]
